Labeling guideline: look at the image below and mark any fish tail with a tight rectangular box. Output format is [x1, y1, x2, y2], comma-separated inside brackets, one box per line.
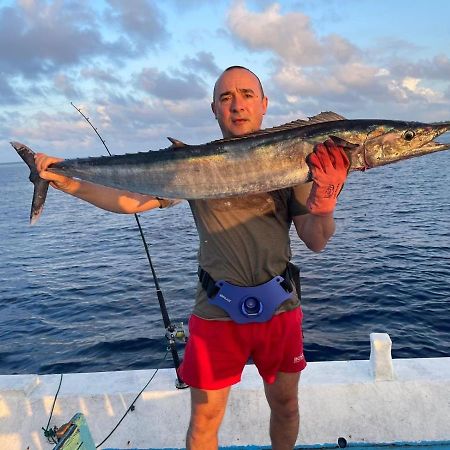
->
[10, 141, 50, 225]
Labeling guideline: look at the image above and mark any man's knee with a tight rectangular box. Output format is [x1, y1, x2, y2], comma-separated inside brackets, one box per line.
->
[189, 386, 231, 428]
[264, 372, 300, 418]
[190, 404, 226, 428]
[270, 396, 299, 420]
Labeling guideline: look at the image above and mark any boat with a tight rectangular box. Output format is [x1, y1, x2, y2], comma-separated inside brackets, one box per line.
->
[1, 332, 449, 449]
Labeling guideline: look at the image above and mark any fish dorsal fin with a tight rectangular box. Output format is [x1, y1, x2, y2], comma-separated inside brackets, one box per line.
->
[306, 111, 347, 125]
[204, 111, 347, 146]
[262, 118, 310, 132]
[262, 112, 347, 133]
[253, 112, 346, 134]
[167, 137, 187, 148]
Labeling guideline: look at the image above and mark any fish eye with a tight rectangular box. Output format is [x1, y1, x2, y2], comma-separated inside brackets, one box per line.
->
[403, 130, 415, 141]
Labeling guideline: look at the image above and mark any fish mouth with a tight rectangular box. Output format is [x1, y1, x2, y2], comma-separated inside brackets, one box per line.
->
[426, 123, 450, 151]
[420, 140, 450, 152]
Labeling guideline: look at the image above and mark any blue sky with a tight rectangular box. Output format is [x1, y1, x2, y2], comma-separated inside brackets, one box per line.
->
[2, 0, 450, 163]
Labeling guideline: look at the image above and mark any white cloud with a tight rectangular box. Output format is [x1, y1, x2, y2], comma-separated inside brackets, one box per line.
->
[227, 1, 359, 66]
[401, 77, 443, 102]
[228, 1, 324, 65]
[273, 62, 381, 97]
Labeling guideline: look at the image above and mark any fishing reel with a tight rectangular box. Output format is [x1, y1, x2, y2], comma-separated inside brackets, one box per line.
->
[165, 322, 189, 390]
[165, 322, 188, 345]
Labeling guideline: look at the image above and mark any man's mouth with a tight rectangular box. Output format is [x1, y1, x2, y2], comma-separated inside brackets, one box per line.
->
[232, 118, 248, 125]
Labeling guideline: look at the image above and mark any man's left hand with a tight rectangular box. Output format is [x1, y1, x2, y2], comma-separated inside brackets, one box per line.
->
[306, 139, 350, 216]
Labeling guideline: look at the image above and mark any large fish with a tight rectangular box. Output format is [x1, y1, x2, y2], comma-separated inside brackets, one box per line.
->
[11, 112, 450, 224]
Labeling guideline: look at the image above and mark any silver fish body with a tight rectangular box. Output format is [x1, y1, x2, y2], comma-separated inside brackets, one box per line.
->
[10, 112, 450, 223]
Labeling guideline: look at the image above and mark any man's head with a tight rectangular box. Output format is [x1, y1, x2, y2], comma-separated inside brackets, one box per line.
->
[211, 66, 268, 138]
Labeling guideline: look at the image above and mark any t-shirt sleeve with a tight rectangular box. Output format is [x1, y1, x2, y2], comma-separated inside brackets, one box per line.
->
[288, 183, 312, 217]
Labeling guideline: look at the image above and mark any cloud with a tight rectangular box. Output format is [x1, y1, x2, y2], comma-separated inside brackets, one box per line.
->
[390, 55, 450, 81]
[0, 0, 166, 78]
[53, 73, 81, 100]
[104, 0, 169, 50]
[182, 51, 221, 77]
[8, 108, 94, 154]
[5, 85, 218, 162]
[3, 0, 449, 164]
[227, 1, 359, 66]
[445, 85, 450, 100]
[137, 68, 208, 100]
[80, 68, 124, 86]
[225, 1, 450, 122]
[0, 76, 21, 105]
[0, 2, 125, 77]
[272, 62, 391, 103]
[400, 77, 443, 103]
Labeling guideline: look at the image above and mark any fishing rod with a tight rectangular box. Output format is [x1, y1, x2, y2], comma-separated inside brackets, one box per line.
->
[70, 102, 187, 389]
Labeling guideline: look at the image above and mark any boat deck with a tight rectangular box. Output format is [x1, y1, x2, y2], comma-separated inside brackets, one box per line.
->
[129, 443, 450, 450]
[144, 444, 450, 450]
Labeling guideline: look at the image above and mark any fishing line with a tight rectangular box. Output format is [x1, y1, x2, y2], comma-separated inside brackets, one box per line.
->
[42, 353, 170, 447]
[70, 102, 187, 388]
[42, 373, 63, 444]
[95, 350, 169, 448]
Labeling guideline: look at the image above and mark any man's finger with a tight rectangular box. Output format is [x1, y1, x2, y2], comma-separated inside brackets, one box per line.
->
[324, 140, 350, 171]
[314, 144, 335, 174]
[307, 149, 325, 173]
[39, 170, 67, 183]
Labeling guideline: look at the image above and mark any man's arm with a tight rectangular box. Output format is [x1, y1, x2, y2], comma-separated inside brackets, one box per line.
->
[35, 153, 161, 214]
[292, 139, 349, 252]
[293, 213, 335, 253]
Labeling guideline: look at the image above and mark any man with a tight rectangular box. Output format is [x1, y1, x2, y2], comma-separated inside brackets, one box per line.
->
[36, 66, 349, 450]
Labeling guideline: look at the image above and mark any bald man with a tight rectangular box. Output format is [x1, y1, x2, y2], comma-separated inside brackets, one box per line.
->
[36, 66, 349, 450]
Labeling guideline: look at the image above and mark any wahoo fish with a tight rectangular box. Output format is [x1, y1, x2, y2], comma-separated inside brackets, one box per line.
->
[11, 112, 450, 224]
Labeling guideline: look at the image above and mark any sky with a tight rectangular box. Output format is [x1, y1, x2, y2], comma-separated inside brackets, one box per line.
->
[1, 0, 450, 163]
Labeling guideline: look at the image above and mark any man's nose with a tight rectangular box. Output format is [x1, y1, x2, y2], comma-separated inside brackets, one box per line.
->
[231, 96, 244, 111]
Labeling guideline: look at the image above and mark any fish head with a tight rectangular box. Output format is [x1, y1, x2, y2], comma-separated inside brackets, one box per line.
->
[361, 120, 450, 169]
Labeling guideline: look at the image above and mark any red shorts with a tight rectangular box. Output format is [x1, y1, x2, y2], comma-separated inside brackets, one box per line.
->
[177, 308, 306, 390]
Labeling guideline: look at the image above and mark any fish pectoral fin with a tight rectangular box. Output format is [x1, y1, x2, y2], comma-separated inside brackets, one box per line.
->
[167, 137, 187, 148]
[329, 135, 359, 150]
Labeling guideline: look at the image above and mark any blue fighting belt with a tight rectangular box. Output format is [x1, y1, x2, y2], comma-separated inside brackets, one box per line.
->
[198, 266, 295, 324]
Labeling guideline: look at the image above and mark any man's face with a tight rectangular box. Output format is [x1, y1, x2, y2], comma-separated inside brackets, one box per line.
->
[211, 68, 268, 138]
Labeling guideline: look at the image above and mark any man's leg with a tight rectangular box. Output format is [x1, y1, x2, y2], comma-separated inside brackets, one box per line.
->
[186, 385, 231, 450]
[264, 371, 301, 450]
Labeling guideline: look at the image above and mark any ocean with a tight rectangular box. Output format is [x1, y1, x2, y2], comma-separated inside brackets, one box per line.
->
[0, 148, 449, 375]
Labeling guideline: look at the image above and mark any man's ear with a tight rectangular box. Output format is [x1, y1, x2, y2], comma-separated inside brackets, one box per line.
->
[262, 96, 268, 115]
[211, 102, 217, 119]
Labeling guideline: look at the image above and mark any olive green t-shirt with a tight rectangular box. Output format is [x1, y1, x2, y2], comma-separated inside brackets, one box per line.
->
[187, 184, 311, 319]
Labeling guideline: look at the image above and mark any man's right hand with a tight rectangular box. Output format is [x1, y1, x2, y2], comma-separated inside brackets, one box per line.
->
[35, 153, 79, 193]
[306, 139, 349, 216]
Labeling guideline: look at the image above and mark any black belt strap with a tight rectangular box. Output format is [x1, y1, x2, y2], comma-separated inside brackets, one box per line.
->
[198, 266, 220, 298]
[198, 263, 300, 299]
